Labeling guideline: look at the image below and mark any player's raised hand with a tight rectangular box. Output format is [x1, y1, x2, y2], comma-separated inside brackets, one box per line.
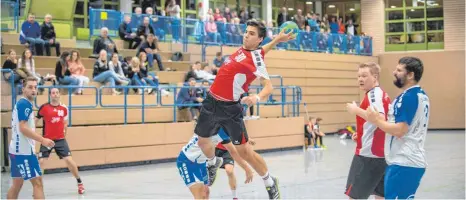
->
[275, 29, 296, 43]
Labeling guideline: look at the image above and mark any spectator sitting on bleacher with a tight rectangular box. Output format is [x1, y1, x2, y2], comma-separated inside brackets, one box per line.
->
[213, 8, 223, 21]
[92, 50, 129, 95]
[176, 77, 204, 121]
[142, 0, 159, 15]
[126, 56, 146, 94]
[2, 49, 26, 85]
[19, 49, 56, 89]
[40, 14, 61, 56]
[55, 52, 80, 94]
[68, 50, 89, 95]
[138, 52, 159, 94]
[138, 34, 164, 71]
[213, 51, 224, 68]
[137, 17, 155, 41]
[205, 16, 220, 43]
[20, 13, 45, 56]
[119, 15, 141, 49]
[184, 61, 202, 82]
[93, 27, 118, 57]
[108, 53, 131, 85]
[223, 7, 232, 22]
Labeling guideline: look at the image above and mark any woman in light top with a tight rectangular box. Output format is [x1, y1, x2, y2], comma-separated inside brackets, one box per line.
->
[108, 53, 130, 84]
[68, 50, 89, 95]
[18, 49, 56, 90]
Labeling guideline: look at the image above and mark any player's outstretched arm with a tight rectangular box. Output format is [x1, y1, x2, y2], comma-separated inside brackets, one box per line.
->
[223, 142, 254, 184]
[241, 77, 273, 107]
[262, 29, 295, 54]
[19, 121, 54, 147]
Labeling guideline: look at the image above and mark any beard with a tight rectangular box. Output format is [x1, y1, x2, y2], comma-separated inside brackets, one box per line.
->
[393, 75, 405, 88]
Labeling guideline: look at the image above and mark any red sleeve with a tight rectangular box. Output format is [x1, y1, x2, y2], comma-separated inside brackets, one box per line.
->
[36, 104, 46, 119]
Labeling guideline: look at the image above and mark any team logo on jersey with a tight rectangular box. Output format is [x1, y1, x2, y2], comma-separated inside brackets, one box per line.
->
[24, 108, 31, 117]
[57, 110, 65, 117]
[234, 52, 246, 63]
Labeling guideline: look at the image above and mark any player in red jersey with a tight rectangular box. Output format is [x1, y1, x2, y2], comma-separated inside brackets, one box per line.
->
[194, 20, 294, 199]
[215, 138, 256, 199]
[344, 62, 391, 199]
[36, 88, 85, 194]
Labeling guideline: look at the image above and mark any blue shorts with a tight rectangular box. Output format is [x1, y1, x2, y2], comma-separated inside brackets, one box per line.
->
[9, 153, 42, 180]
[385, 164, 425, 199]
[176, 152, 208, 187]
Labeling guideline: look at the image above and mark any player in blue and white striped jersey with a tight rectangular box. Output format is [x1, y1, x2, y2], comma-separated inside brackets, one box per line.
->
[366, 57, 430, 199]
[7, 77, 55, 199]
[177, 128, 253, 199]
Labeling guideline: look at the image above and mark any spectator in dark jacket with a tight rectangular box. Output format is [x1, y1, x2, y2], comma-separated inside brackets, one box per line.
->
[119, 15, 141, 49]
[20, 13, 45, 56]
[40, 14, 61, 56]
[138, 34, 164, 71]
[213, 52, 224, 68]
[276, 7, 290, 27]
[93, 27, 118, 55]
[137, 17, 155, 41]
[54, 52, 80, 94]
[176, 78, 204, 120]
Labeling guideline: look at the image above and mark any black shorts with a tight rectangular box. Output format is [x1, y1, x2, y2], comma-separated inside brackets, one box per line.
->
[38, 139, 72, 159]
[194, 94, 248, 145]
[215, 148, 234, 169]
[345, 155, 387, 199]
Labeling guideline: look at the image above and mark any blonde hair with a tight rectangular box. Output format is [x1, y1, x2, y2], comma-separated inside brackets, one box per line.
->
[131, 57, 140, 68]
[359, 62, 381, 79]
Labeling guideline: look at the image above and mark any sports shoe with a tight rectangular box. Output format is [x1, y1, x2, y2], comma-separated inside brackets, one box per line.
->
[78, 183, 85, 194]
[266, 176, 280, 199]
[206, 157, 223, 186]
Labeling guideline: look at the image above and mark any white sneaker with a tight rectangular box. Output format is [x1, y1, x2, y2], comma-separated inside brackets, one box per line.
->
[161, 89, 170, 96]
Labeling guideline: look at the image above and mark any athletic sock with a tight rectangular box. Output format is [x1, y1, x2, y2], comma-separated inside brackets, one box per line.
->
[232, 190, 237, 198]
[261, 172, 274, 187]
[207, 156, 217, 166]
[77, 178, 82, 184]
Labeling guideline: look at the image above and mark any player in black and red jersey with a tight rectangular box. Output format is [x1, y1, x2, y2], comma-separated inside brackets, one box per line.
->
[194, 20, 294, 199]
[36, 88, 85, 194]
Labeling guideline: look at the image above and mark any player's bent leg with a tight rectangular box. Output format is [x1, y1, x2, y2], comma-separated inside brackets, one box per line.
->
[63, 156, 80, 179]
[224, 164, 237, 190]
[188, 183, 208, 199]
[235, 143, 268, 176]
[7, 178, 24, 199]
[30, 176, 45, 199]
[197, 137, 216, 160]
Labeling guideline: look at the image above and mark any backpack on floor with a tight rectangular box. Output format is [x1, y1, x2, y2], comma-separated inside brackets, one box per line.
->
[171, 52, 183, 61]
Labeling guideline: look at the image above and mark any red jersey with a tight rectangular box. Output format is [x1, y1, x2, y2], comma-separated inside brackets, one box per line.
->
[210, 47, 270, 101]
[355, 87, 390, 158]
[36, 103, 68, 140]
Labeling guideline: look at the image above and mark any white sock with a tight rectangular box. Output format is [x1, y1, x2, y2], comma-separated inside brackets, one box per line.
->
[261, 172, 274, 187]
[207, 156, 216, 166]
[232, 190, 237, 198]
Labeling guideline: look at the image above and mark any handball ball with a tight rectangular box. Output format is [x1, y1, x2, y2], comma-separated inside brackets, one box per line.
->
[280, 21, 299, 38]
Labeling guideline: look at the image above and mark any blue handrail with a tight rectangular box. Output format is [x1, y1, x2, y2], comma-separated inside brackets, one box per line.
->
[99, 85, 159, 124]
[1, 69, 16, 109]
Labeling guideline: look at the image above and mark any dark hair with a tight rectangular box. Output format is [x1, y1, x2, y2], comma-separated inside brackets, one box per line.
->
[398, 56, 424, 82]
[216, 52, 222, 57]
[21, 49, 33, 67]
[246, 20, 266, 39]
[194, 61, 201, 65]
[22, 76, 37, 87]
[70, 50, 81, 62]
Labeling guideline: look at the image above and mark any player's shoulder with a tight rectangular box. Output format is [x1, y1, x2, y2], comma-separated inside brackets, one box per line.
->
[59, 103, 69, 110]
[16, 98, 32, 108]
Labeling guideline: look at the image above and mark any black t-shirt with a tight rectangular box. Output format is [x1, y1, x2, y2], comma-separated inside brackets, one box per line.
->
[138, 41, 157, 55]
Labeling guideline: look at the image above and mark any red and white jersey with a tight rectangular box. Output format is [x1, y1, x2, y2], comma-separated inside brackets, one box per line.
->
[36, 103, 68, 140]
[355, 87, 391, 158]
[210, 47, 270, 101]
